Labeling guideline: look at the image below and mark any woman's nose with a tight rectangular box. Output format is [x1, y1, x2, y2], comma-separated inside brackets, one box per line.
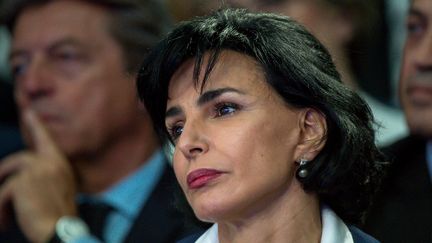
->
[176, 120, 209, 161]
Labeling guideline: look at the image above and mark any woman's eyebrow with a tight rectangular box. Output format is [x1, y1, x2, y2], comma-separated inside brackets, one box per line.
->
[166, 106, 182, 118]
[197, 87, 244, 106]
[165, 87, 244, 119]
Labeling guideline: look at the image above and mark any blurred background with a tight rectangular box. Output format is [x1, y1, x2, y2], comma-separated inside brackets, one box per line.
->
[0, 0, 410, 158]
[0, 23, 23, 159]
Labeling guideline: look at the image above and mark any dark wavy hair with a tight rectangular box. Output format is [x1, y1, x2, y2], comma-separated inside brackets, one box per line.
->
[137, 8, 385, 225]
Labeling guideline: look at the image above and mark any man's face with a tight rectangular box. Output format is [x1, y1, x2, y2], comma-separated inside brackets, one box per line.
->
[10, 0, 146, 157]
[400, 0, 432, 137]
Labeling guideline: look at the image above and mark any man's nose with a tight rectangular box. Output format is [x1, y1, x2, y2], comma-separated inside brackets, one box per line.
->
[413, 31, 432, 72]
[16, 57, 54, 101]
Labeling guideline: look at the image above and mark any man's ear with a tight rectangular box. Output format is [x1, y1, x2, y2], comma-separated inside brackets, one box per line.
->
[295, 108, 327, 161]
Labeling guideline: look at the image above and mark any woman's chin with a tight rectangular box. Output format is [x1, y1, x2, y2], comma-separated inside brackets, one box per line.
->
[191, 199, 232, 223]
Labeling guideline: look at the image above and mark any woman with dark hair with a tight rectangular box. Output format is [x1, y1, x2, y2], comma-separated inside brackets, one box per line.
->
[137, 8, 384, 243]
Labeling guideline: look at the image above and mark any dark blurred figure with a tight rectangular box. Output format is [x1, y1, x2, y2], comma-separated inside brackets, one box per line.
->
[0, 26, 24, 159]
[0, 79, 23, 159]
[0, 0, 201, 242]
[364, 0, 432, 242]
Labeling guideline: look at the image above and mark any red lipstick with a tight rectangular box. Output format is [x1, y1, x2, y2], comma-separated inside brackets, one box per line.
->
[187, 169, 223, 189]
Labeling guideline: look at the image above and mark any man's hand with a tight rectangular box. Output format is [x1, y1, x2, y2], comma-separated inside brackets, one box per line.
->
[0, 109, 78, 243]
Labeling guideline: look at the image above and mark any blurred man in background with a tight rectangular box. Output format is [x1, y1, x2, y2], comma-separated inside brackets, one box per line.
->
[364, 0, 432, 242]
[0, 0, 198, 242]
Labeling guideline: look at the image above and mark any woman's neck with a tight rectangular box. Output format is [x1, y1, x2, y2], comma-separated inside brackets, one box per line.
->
[217, 181, 322, 243]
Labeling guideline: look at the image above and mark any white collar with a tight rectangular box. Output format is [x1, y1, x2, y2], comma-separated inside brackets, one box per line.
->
[320, 205, 353, 243]
[195, 206, 353, 243]
[195, 224, 218, 243]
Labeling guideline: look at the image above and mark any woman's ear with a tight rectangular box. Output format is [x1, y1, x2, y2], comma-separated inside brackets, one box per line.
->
[295, 108, 327, 161]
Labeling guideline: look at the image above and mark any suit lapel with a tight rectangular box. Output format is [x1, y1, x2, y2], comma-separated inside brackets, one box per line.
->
[123, 165, 185, 243]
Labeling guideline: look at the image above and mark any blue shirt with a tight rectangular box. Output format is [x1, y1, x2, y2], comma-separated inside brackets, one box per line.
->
[74, 150, 166, 243]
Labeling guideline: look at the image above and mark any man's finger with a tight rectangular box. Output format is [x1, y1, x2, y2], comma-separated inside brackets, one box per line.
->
[0, 153, 30, 184]
[23, 109, 60, 156]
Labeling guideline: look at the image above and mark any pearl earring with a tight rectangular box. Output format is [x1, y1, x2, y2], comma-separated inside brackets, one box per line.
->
[296, 158, 309, 178]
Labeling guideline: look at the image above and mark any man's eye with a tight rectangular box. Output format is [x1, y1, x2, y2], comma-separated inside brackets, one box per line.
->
[407, 23, 423, 35]
[215, 102, 239, 117]
[11, 63, 27, 79]
[54, 51, 79, 61]
[406, 17, 425, 37]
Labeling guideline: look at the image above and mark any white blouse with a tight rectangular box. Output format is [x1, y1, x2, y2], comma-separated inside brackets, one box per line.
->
[195, 206, 353, 243]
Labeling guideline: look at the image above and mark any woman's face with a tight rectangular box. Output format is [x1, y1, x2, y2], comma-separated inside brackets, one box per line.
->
[166, 51, 315, 222]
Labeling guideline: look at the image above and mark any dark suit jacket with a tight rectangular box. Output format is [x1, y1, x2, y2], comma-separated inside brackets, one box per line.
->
[0, 164, 202, 243]
[0, 81, 24, 160]
[364, 135, 432, 243]
[0, 124, 24, 159]
[177, 226, 379, 243]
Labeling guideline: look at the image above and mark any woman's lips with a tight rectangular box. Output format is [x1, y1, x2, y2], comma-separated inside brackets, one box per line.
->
[187, 169, 223, 189]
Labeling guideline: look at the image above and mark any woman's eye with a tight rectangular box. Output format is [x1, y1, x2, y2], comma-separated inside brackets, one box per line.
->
[168, 125, 183, 141]
[215, 103, 239, 117]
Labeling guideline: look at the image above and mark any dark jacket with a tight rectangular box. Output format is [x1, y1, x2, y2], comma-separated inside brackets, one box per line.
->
[0, 165, 202, 243]
[364, 135, 432, 243]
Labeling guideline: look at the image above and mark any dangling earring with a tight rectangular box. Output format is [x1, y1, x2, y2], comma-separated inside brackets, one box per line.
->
[296, 158, 309, 179]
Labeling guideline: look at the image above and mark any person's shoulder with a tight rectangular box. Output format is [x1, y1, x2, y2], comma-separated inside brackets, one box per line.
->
[349, 226, 380, 243]
[381, 135, 426, 166]
[382, 135, 426, 156]
[176, 231, 203, 243]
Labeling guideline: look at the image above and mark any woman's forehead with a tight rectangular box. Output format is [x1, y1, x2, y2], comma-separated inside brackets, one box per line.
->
[169, 51, 265, 93]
